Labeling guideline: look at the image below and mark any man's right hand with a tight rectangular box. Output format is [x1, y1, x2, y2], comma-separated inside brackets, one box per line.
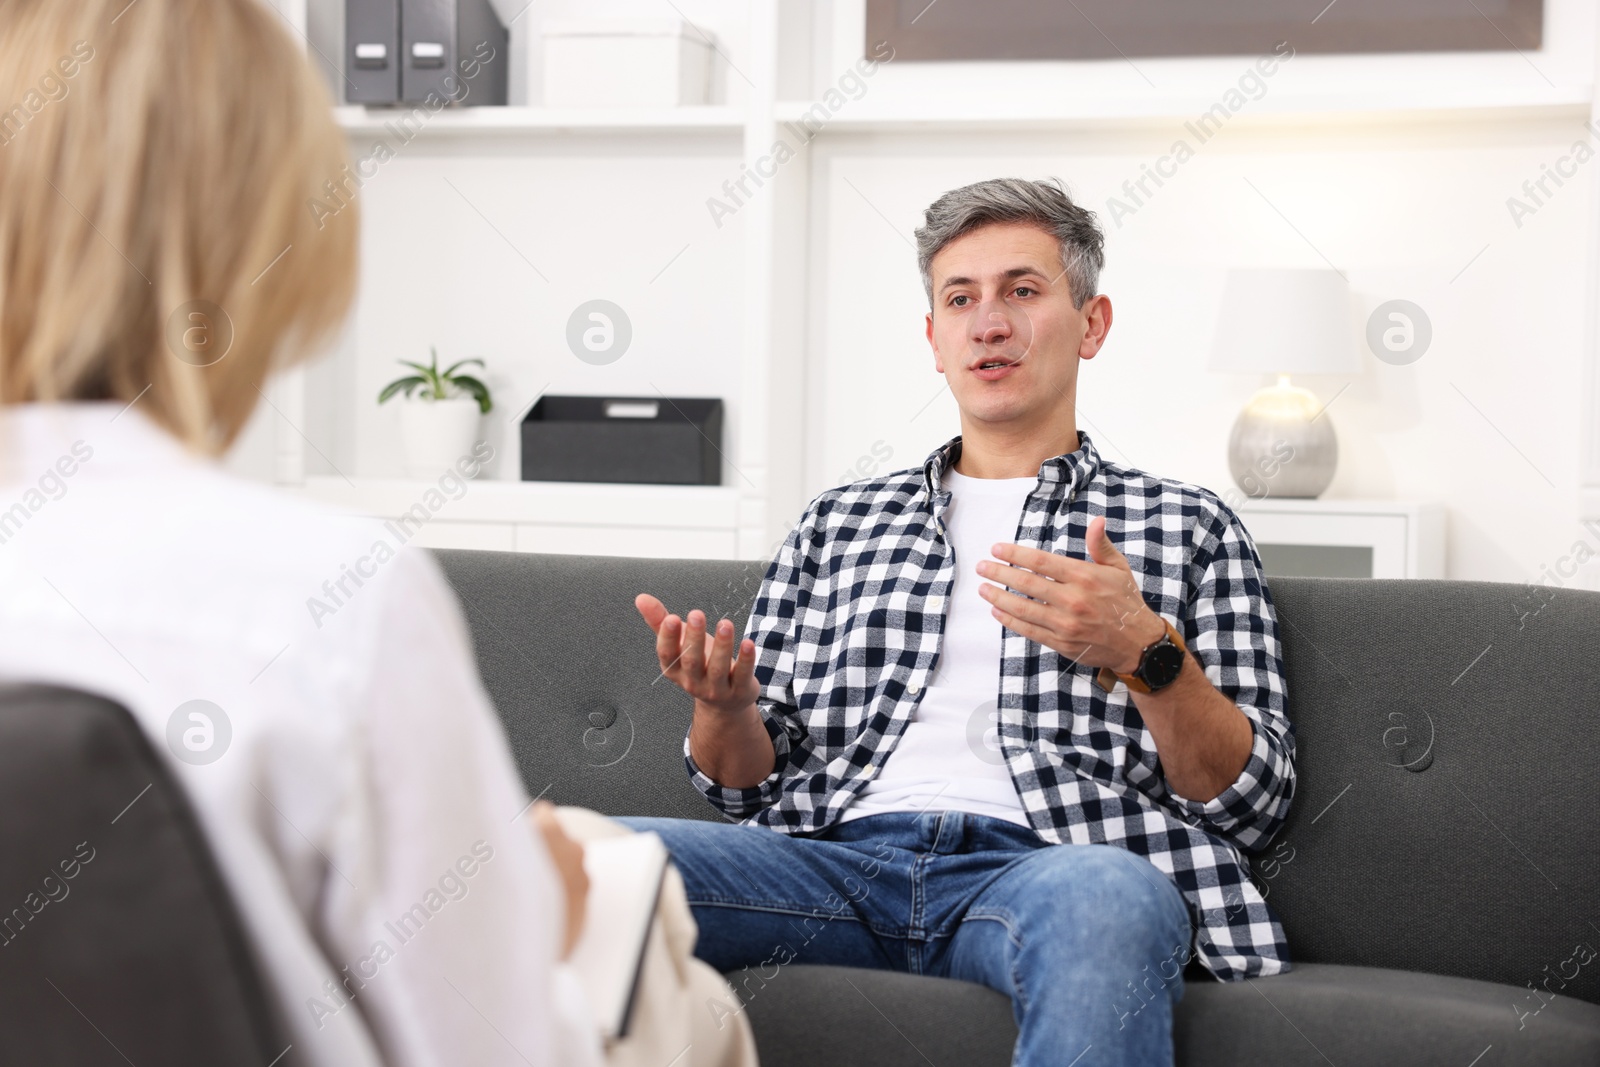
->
[634, 594, 761, 715]
[635, 594, 777, 789]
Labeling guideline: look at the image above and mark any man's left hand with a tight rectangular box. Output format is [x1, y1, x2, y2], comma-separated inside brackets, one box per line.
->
[977, 515, 1165, 675]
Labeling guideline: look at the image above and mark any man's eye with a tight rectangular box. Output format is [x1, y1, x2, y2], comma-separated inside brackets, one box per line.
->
[1014, 286, 1035, 297]
[950, 295, 970, 307]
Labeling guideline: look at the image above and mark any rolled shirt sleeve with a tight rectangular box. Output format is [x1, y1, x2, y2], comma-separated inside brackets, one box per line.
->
[1165, 502, 1297, 853]
[685, 711, 796, 817]
[684, 499, 824, 820]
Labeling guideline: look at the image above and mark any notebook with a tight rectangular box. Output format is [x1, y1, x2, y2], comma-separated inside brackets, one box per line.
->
[566, 831, 670, 1042]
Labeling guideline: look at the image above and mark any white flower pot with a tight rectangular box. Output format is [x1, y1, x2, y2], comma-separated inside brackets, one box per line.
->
[398, 397, 483, 479]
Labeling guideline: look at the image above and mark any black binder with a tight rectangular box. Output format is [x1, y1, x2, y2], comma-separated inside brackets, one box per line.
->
[344, 0, 508, 106]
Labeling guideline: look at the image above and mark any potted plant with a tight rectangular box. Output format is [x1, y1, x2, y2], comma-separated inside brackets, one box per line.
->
[378, 348, 493, 479]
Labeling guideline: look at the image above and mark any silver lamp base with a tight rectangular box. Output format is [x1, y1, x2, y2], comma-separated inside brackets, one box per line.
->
[1227, 378, 1337, 499]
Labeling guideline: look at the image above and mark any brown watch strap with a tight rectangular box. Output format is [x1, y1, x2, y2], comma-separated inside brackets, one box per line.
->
[1094, 619, 1187, 695]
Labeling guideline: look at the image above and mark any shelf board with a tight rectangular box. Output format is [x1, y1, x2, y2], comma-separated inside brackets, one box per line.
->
[333, 104, 745, 137]
[772, 91, 1592, 134]
[1234, 498, 1440, 517]
[298, 475, 740, 529]
[329, 89, 1591, 140]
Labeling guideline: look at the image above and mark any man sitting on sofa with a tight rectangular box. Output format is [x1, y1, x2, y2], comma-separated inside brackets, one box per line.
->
[626, 176, 1297, 1067]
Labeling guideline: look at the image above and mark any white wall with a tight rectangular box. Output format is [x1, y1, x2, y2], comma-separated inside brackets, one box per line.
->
[233, 0, 1600, 585]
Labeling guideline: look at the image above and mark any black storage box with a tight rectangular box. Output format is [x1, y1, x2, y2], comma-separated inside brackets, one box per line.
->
[520, 395, 724, 485]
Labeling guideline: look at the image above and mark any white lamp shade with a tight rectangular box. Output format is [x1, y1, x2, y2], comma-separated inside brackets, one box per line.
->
[1208, 268, 1359, 376]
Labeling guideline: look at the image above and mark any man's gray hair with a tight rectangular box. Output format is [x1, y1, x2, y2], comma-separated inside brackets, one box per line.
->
[914, 177, 1104, 310]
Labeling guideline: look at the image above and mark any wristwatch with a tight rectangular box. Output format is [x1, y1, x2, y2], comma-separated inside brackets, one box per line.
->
[1095, 618, 1189, 695]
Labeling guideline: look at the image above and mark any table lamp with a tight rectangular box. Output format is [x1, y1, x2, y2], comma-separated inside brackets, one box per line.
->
[1208, 268, 1357, 499]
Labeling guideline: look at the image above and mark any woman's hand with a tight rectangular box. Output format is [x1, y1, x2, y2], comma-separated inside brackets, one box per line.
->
[529, 801, 589, 960]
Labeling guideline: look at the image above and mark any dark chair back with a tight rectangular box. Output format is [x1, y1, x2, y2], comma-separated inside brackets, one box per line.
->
[0, 684, 293, 1063]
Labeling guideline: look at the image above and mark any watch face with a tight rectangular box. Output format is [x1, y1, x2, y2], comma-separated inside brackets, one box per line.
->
[1139, 638, 1187, 690]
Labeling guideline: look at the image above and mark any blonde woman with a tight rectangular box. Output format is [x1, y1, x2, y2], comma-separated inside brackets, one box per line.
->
[0, 2, 755, 1066]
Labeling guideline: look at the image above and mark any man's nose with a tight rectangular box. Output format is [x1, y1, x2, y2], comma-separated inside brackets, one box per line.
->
[973, 304, 1013, 345]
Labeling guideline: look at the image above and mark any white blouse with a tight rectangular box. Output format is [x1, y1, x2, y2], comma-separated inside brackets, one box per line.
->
[0, 402, 601, 1067]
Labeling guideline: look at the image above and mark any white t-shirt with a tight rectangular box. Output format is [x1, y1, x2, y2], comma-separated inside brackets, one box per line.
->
[839, 467, 1033, 827]
[0, 403, 601, 1067]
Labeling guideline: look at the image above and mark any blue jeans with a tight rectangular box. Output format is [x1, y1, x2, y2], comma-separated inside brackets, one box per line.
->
[619, 810, 1193, 1067]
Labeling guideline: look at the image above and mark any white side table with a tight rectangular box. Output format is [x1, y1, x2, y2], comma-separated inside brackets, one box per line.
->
[1232, 499, 1445, 579]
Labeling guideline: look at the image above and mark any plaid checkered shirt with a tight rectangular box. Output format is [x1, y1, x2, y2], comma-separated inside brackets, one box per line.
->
[684, 431, 1296, 980]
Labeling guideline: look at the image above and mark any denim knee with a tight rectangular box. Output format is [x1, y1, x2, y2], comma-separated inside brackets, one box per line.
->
[1011, 844, 1192, 964]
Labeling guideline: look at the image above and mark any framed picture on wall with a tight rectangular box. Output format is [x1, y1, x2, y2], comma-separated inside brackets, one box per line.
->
[866, 0, 1543, 61]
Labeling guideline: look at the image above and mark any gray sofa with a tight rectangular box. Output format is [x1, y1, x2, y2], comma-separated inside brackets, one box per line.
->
[434, 549, 1600, 1067]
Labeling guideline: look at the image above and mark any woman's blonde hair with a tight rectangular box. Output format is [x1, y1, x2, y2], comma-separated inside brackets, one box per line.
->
[0, 0, 357, 451]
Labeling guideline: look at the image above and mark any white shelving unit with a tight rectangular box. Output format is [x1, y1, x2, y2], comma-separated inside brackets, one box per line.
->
[276, 1, 797, 561]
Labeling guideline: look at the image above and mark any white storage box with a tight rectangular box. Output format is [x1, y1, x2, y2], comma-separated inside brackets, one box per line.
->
[541, 18, 715, 108]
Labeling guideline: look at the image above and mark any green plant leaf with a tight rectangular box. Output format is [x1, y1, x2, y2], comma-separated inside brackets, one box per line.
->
[393, 350, 494, 408]
[441, 358, 485, 379]
[450, 374, 493, 413]
[377, 376, 427, 404]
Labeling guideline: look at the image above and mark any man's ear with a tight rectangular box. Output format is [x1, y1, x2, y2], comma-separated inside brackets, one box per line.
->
[1077, 294, 1113, 361]
[926, 311, 944, 373]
